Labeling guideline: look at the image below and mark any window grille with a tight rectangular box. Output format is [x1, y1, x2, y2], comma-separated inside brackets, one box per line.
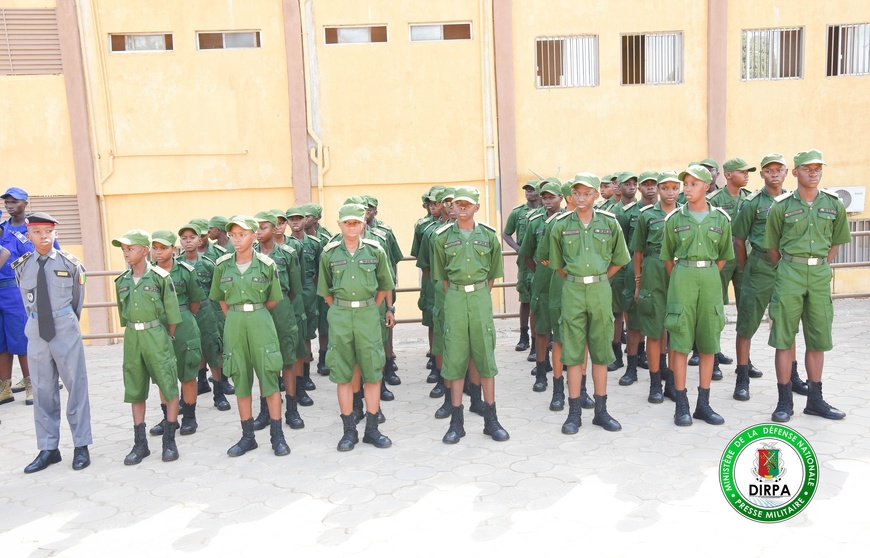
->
[833, 219, 870, 265]
[324, 26, 388, 45]
[741, 27, 803, 81]
[0, 8, 62, 76]
[827, 23, 870, 77]
[536, 35, 598, 88]
[621, 32, 682, 85]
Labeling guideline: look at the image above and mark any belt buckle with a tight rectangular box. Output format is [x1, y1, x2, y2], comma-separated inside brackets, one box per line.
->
[133, 322, 145, 330]
[351, 301, 361, 308]
[464, 284, 475, 293]
[243, 303, 254, 312]
[582, 276, 595, 284]
[807, 257, 819, 265]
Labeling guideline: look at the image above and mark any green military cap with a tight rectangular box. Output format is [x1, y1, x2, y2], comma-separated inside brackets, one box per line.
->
[151, 229, 177, 246]
[427, 185, 446, 202]
[561, 179, 576, 197]
[208, 216, 229, 230]
[794, 149, 825, 167]
[178, 222, 203, 236]
[539, 178, 560, 194]
[112, 229, 151, 248]
[638, 171, 659, 184]
[723, 158, 757, 172]
[225, 215, 259, 232]
[309, 203, 324, 217]
[269, 209, 288, 221]
[699, 158, 720, 170]
[452, 186, 480, 204]
[189, 218, 209, 234]
[254, 210, 278, 226]
[760, 153, 787, 168]
[364, 195, 378, 207]
[600, 173, 614, 183]
[522, 179, 540, 190]
[436, 187, 455, 203]
[300, 204, 316, 217]
[572, 172, 601, 191]
[421, 192, 429, 203]
[657, 171, 681, 184]
[688, 161, 701, 167]
[617, 171, 638, 184]
[679, 164, 713, 184]
[539, 178, 563, 197]
[339, 203, 367, 222]
[344, 195, 367, 205]
[286, 206, 305, 218]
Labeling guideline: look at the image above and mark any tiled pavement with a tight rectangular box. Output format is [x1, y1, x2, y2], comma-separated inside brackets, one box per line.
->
[1, 299, 868, 556]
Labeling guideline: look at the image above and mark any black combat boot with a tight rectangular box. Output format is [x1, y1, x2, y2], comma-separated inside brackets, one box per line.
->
[380, 379, 394, 402]
[363, 411, 392, 448]
[252, 397, 270, 431]
[429, 369, 445, 398]
[717, 352, 734, 365]
[688, 346, 700, 366]
[580, 374, 594, 409]
[648, 371, 663, 404]
[662, 368, 678, 402]
[435, 388, 452, 419]
[674, 389, 692, 426]
[619, 355, 638, 386]
[712, 353, 723, 381]
[482, 402, 509, 441]
[515, 327, 530, 351]
[213, 379, 231, 411]
[733, 365, 750, 401]
[692, 387, 725, 425]
[284, 395, 305, 429]
[804, 381, 845, 420]
[426, 355, 435, 370]
[317, 350, 330, 376]
[426, 358, 439, 382]
[161, 421, 180, 462]
[771, 383, 794, 423]
[561, 397, 582, 434]
[533, 360, 548, 392]
[384, 357, 401, 386]
[747, 359, 763, 378]
[124, 423, 151, 465]
[528, 343, 537, 362]
[227, 418, 258, 457]
[791, 362, 809, 396]
[180, 402, 198, 435]
[270, 419, 290, 456]
[197, 368, 211, 395]
[607, 342, 624, 371]
[637, 340, 649, 369]
[297, 376, 313, 406]
[337, 413, 358, 451]
[592, 394, 622, 431]
[220, 375, 235, 395]
[352, 390, 364, 424]
[442, 404, 466, 444]
[549, 376, 565, 411]
[150, 404, 167, 436]
[468, 382, 486, 416]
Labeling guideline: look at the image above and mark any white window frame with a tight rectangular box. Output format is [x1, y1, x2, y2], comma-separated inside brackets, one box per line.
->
[408, 22, 473, 42]
[196, 30, 262, 51]
[827, 23, 870, 77]
[741, 27, 804, 81]
[535, 35, 599, 88]
[621, 31, 683, 86]
[323, 25, 389, 45]
[108, 33, 173, 53]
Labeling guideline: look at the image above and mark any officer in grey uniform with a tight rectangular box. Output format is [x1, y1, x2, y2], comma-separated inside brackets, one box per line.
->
[13, 212, 92, 472]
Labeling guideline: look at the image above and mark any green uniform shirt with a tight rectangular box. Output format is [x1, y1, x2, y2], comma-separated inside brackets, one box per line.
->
[209, 252, 283, 306]
[317, 238, 395, 300]
[203, 241, 227, 263]
[595, 197, 618, 212]
[256, 242, 303, 299]
[410, 215, 433, 258]
[504, 203, 540, 249]
[520, 209, 563, 261]
[370, 225, 403, 267]
[762, 189, 852, 258]
[415, 220, 443, 271]
[177, 253, 216, 295]
[548, 210, 631, 275]
[168, 260, 206, 307]
[115, 264, 182, 327]
[432, 221, 503, 284]
[293, 234, 321, 287]
[660, 204, 735, 262]
[731, 188, 784, 249]
[617, 200, 650, 248]
[631, 202, 669, 255]
[707, 187, 749, 221]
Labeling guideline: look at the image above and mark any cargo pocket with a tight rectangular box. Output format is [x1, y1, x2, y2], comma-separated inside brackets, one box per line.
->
[712, 304, 725, 332]
[638, 290, 654, 318]
[262, 343, 283, 374]
[183, 338, 203, 373]
[664, 303, 685, 335]
[368, 341, 386, 381]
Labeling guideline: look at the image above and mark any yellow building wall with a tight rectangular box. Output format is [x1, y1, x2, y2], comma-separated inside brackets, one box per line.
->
[511, 0, 709, 191]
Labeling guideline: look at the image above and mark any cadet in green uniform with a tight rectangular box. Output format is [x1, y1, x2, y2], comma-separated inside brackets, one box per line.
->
[503, 180, 541, 354]
[595, 174, 618, 211]
[177, 223, 231, 411]
[661, 165, 734, 427]
[318, 203, 394, 451]
[210, 216, 290, 457]
[432, 186, 509, 444]
[607, 171, 638, 372]
[763, 149, 851, 423]
[208, 216, 234, 254]
[732, 154, 806, 401]
[287, 206, 320, 403]
[520, 179, 562, 393]
[632, 171, 680, 405]
[302, 204, 333, 378]
[113, 230, 183, 464]
[254, 211, 305, 430]
[549, 173, 630, 434]
[413, 186, 443, 373]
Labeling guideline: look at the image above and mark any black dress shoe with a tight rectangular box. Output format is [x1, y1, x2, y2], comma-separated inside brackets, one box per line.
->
[72, 446, 91, 471]
[24, 449, 62, 474]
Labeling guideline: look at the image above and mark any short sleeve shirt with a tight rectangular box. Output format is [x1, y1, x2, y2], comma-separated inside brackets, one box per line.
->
[731, 188, 783, 248]
[548, 210, 631, 276]
[210, 253, 283, 306]
[431, 222, 503, 284]
[115, 264, 182, 327]
[631, 202, 668, 255]
[762, 190, 852, 258]
[317, 238, 395, 300]
[660, 204, 735, 262]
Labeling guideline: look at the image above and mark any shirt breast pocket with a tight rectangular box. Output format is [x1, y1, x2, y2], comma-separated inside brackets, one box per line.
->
[783, 212, 809, 235]
[706, 228, 723, 244]
[816, 210, 836, 236]
[358, 262, 378, 288]
[51, 275, 74, 299]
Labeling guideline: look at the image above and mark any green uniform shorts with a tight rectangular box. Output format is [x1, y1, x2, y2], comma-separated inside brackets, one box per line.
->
[420, 276, 435, 328]
[292, 296, 309, 360]
[610, 266, 628, 313]
[548, 272, 566, 344]
[222, 308, 282, 398]
[621, 275, 641, 331]
[532, 265, 553, 335]
[171, 310, 203, 383]
[637, 256, 668, 340]
[326, 304, 385, 384]
[560, 280, 614, 366]
[442, 287, 498, 380]
[432, 279, 447, 357]
[269, 296, 299, 366]
[302, 283, 319, 340]
[195, 301, 223, 369]
[719, 257, 743, 306]
[768, 259, 834, 352]
[318, 297, 330, 336]
[735, 251, 776, 339]
[664, 266, 725, 354]
[517, 262, 532, 304]
[122, 327, 179, 403]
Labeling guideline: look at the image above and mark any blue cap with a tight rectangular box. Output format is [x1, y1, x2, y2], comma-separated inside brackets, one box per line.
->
[2, 187, 28, 201]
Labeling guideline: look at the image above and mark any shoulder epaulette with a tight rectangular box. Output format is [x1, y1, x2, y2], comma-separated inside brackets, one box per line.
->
[478, 222, 496, 232]
[555, 211, 572, 221]
[114, 269, 131, 283]
[362, 238, 382, 249]
[529, 213, 544, 222]
[422, 220, 439, 232]
[306, 234, 320, 242]
[597, 210, 616, 218]
[774, 191, 792, 202]
[278, 243, 296, 255]
[57, 250, 82, 267]
[740, 187, 751, 195]
[151, 265, 170, 278]
[706, 190, 718, 200]
[369, 227, 387, 240]
[215, 253, 234, 265]
[622, 201, 637, 211]
[376, 222, 392, 231]
[9, 251, 32, 270]
[713, 206, 732, 221]
[820, 189, 838, 199]
[436, 222, 452, 235]
[513, 203, 527, 212]
[544, 211, 562, 224]
[639, 204, 654, 212]
[664, 208, 681, 221]
[201, 254, 215, 265]
[177, 260, 195, 272]
[328, 233, 342, 243]
[744, 189, 762, 201]
[213, 243, 228, 254]
[415, 216, 431, 226]
[324, 240, 341, 252]
[255, 252, 276, 266]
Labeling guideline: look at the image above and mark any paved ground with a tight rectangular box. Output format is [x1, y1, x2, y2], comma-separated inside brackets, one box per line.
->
[1, 299, 868, 557]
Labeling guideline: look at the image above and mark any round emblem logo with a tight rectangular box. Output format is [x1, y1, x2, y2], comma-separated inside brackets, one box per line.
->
[720, 424, 818, 522]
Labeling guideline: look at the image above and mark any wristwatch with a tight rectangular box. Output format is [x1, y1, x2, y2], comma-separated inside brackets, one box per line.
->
[386, 306, 396, 312]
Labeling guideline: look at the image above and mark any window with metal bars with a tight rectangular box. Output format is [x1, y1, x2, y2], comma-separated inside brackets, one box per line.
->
[832, 219, 870, 265]
[621, 32, 682, 85]
[535, 35, 598, 88]
[827, 23, 870, 77]
[741, 27, 803, 81]
[0, 8, 62, 76]
[324, 25, 388, 45]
